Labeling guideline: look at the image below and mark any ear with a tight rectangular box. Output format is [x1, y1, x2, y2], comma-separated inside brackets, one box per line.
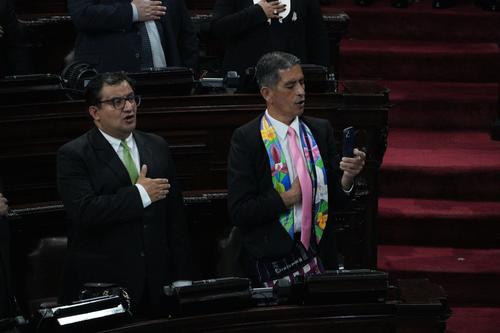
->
[260, 86, 273, 104]
[88, 106, 100, 121]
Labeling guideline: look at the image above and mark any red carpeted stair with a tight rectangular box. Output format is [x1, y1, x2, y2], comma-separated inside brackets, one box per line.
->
[323, 0, 500, 331]
[383, 81, 498, 129]
[342, 39, 499, 82]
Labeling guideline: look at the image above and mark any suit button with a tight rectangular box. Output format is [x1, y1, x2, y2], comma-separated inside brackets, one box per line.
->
[135, 53, 140, 58]
[144, 224, 147, 229]
[140, 251, 145, 257]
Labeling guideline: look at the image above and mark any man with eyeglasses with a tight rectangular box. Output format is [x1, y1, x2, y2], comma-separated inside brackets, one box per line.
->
[56, 72, 191, 317]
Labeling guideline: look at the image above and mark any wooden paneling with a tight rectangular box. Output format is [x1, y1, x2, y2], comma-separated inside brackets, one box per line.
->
[1, 83, 388, 205]
[1, 81, 389, 312]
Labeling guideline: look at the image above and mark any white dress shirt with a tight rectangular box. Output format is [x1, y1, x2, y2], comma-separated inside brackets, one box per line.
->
[265, 111, 306, 233]
[265, 111, 352, 232]
[99, 129, 152, 208]
[131, 4, 167, 68]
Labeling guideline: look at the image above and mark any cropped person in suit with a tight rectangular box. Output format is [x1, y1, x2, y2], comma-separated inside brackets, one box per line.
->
[210, 0, 329, 75]
[227, 52, 365, 286]
[68, 0, 199, 72]
[0, 191, 15, 327]
[57, 72, 191, 316]
[0, 193, 7, 218]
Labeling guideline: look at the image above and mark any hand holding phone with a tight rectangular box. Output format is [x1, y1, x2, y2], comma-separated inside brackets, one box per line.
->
[342, 126, 355, 158]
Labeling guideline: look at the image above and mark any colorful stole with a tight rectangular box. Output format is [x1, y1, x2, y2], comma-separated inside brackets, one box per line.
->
[258, 240, 324, 288]
[260, 115, 329, 244]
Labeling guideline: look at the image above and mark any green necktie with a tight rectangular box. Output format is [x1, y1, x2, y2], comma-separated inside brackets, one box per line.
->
[120, 140, 139, 184]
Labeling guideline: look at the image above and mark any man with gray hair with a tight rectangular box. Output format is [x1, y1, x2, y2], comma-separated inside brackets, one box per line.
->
[227, 51, 365, 287]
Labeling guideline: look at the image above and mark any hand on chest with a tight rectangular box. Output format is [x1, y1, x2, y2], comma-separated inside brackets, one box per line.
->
[253, 0, 300, 22]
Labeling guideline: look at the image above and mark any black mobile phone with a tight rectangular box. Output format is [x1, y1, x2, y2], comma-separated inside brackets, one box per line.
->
[342, 126, 355, 158]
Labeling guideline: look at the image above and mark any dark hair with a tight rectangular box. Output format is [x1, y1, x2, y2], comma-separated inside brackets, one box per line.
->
[255, 52, 301, 89]
[84, 72, 135, 107]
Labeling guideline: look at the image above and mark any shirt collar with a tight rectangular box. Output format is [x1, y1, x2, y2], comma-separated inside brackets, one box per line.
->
[98, 129, 134, 153]
[265, 110, 300, 141]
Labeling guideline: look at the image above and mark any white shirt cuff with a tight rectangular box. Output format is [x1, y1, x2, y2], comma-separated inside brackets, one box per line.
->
[135, 184, 152, 208]
[131, 3, 139, 22]
[343, 182, 354, 194]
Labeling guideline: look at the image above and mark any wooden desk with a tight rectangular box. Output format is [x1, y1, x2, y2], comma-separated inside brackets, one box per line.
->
[31, 278, 449, 333]
[95, 279, 449, 333]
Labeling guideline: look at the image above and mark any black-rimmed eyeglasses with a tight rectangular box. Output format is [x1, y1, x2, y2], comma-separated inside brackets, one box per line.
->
[98, 94, 141, 110]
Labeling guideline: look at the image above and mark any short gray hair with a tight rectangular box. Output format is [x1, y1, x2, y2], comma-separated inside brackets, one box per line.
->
[255, 52, 301, 89]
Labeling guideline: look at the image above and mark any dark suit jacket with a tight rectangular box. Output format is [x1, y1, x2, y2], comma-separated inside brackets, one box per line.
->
[0, 0, 26, 77]
[0, 177, 14, 320]
[210, 0, 329, 74]
[69, 0, 199, 72]
[0, 216, 14, 320]
[227, 115, 349, 278]
[57, 128, 191, 309]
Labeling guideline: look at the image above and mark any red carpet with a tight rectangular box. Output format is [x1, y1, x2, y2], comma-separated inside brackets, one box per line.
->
[323, 0, 500, 331]
[325, 0, 500, 42]
[379, 245, 500, 305]
[379, 197, 500, 247]
[383, 81, 498, 129]
[341, 39, 499, 82]
[380, 129, 500, 200]
[447, 307, 500, 333]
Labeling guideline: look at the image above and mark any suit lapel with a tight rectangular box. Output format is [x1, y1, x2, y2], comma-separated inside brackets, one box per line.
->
[89, 127, 131, 184]
[159, 6, 181, 66]
[154, 19, 167, 57]
[133, 131, 154, 176]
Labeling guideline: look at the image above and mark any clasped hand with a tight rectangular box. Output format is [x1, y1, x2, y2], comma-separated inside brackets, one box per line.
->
[136, 165, 170, 203]
[0, 193, 8, 217]
[257, 0, 286, 19]
[280, 177, 301, 208]
[132, 0, 166, 22]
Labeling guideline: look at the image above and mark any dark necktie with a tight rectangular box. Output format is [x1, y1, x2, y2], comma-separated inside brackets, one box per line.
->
[139, 22, 154, 69]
